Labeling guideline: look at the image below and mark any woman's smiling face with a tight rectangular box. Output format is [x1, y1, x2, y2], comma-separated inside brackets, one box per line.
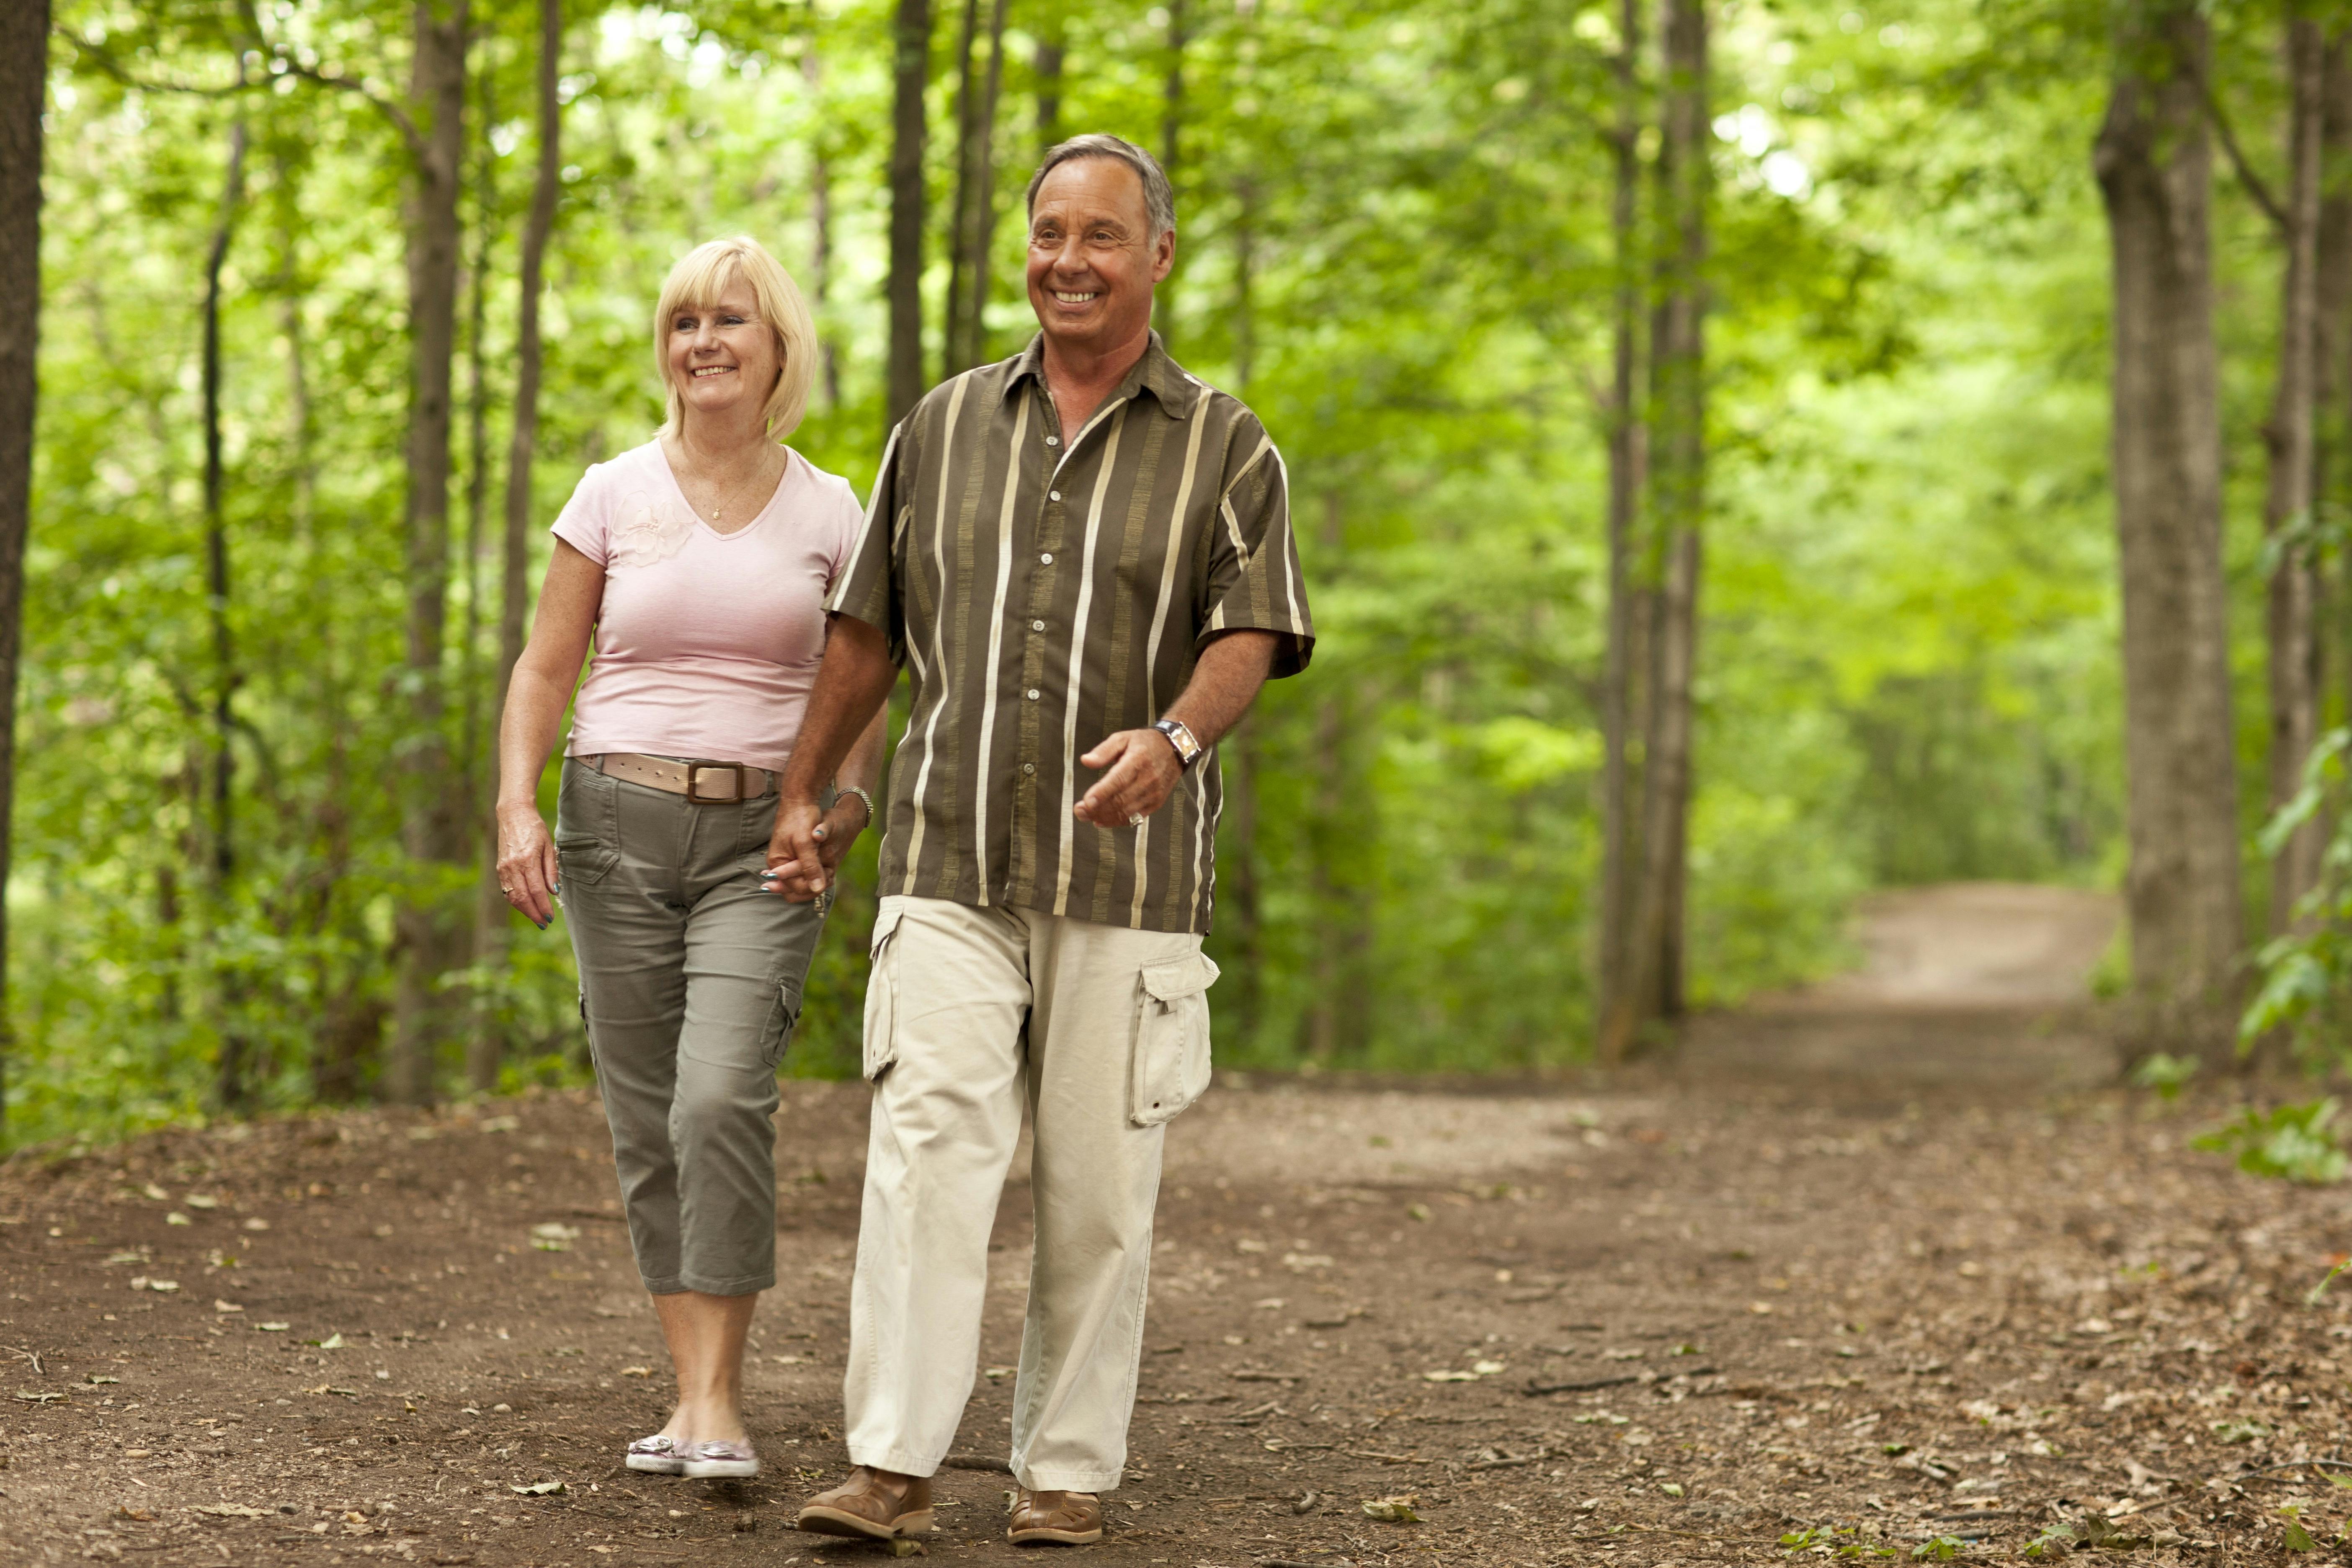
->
[665, 277, 781, 428]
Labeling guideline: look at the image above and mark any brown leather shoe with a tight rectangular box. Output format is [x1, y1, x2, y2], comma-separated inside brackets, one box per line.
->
[794, 1467, 934, 1540]
[1007, 1487, 1104, 1545]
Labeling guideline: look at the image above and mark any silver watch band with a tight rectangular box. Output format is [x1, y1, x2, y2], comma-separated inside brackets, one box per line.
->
[835, 783, 877, 826]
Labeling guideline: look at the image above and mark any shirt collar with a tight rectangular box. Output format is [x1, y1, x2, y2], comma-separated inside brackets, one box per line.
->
[1006, 330, 1200, 420]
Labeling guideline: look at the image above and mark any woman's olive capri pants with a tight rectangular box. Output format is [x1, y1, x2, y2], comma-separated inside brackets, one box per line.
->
[554, 757, 826, 1297]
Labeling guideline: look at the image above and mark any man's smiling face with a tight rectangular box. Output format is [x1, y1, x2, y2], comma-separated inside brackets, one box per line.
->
[1025, 157, 1174, 358]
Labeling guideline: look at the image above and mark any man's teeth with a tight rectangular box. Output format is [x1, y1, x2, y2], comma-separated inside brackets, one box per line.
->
[1053, 291, 1098, 304]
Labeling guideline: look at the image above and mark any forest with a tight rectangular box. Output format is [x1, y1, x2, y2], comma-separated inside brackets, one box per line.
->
[0, 0, 2346, 1147]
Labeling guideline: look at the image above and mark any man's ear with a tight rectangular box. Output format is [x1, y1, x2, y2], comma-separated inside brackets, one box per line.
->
[1152, 228, 1177, 284]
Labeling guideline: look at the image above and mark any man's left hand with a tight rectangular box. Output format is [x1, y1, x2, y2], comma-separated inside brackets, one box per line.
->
[1074, 728, 1184, 827]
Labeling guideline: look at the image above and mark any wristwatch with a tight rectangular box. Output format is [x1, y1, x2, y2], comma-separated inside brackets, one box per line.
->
[1152, 718, 1204, 771]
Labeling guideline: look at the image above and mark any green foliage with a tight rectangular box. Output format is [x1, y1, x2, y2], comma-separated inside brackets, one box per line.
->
[2191, 1100, 2349, 1186]
[14, 0, 2157, 1140]
[2127, 1051, 2198, 1101]
[1910, 1537, 1963, 1562]
[2242, 730, 2352, 1069]
[2021, 1524, 2073, 1558]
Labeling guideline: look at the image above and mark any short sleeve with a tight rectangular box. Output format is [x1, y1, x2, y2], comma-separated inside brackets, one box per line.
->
[1199, 418, 1314, 678]
[823, 420, 913, 667]
[825, 473, 861, 588]
[549, 462, 611, 567]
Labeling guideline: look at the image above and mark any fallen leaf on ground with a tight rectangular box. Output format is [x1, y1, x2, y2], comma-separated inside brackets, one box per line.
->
[213, 1300, 242, 1313]
[620, 1366, 652, 1377]
[1362, 1496, 1423, 1523]
[479, 1116, 521, 1133]
[188, 1504, 268, 1518]
[242, 1218, 270, 1231]
[184, 1195, 219, 1210]
[511, 1481, 565, 1496]
[257, 1322, 290, 1332]
[165, 1214, 191, 1227]
[1423, 1370, 1478, 1382]
[140, 1184, 167, 1202]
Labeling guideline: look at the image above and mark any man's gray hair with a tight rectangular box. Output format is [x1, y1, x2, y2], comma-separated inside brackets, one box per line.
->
[1025, 134, 1177, 240]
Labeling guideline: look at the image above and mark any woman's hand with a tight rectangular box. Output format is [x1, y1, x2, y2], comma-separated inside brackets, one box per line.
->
[496, 801, 560, 930]
[761, 792, 872, 902]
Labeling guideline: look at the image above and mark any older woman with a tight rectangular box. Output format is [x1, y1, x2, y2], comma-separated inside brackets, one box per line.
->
[494, 235, 884, 1482]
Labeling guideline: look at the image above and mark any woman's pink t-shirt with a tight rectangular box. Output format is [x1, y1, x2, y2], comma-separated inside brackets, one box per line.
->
[551, 441, 863, 776]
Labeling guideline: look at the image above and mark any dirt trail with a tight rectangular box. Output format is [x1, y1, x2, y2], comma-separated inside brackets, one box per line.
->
[1679, 882, 2122, 1091]
[0, 883, 2336, 1568]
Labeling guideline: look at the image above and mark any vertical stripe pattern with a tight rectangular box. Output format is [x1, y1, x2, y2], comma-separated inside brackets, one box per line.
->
[827, 332, 1315, 936]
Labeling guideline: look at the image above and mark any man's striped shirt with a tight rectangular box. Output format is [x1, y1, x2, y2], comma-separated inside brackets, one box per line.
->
[825, 332, 1314, 934]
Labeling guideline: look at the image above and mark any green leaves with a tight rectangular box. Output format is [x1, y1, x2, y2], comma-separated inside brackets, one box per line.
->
[2190, 1100, 2347, 1186]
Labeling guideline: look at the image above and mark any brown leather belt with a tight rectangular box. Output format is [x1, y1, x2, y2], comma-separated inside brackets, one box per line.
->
[584, 752, 776, 804]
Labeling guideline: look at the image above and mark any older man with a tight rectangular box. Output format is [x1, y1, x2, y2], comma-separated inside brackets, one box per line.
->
[770, 134, 1311, 1547]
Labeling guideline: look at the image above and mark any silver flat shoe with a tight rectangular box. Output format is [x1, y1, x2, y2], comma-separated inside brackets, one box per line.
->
[683, 1438, 758, 1479]
[626, 1434, 687, 1475]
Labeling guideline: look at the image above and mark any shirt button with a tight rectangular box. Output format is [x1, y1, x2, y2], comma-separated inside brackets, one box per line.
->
[1039, 552, 1053, 565]
[1026, 689, 1041, 701]
[1045, 435, 1060, 446]
[1031, 620, 1046, 632]
[1049, 490, 1062, 502]
[1023, 763, 1036, 774]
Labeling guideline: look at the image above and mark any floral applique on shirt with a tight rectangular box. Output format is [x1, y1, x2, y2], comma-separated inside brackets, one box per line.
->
[606, 490, 698, 569]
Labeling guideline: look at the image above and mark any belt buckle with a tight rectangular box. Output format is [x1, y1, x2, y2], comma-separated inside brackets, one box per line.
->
[686, 763, 747, 804]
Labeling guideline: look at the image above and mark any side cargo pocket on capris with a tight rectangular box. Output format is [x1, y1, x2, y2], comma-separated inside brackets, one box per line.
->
[861, 903, 907, 1082]
[1129, 951, 1221, 1127]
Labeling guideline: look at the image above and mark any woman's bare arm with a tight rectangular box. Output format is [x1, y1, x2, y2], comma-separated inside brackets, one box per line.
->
[495, 540, 604, 927]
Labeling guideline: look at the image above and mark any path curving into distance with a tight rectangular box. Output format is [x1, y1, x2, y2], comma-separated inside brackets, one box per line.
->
[1676, 880, 2123, 1091]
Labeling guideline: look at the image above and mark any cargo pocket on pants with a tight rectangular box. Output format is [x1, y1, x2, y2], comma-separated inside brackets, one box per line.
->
[1130, 951, 1220, 1127]
[861, 904, 907, 1082]
[758, 978, 804, 1071]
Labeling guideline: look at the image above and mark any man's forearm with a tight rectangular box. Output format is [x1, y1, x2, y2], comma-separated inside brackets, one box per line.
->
[783, 615, 898, 803]
[1162, 630, 1279, 750]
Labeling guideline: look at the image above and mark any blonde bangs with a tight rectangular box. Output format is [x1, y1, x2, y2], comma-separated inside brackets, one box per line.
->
[652, 236, 818, 440]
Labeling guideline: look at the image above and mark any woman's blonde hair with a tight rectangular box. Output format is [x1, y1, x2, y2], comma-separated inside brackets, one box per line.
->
[652, 235, 818, 440]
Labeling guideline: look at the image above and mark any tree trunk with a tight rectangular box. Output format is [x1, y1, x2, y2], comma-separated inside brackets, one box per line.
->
[0, 0, 46, 1138]
[472, 0, 564, 1097]
[943, 0, 1009, 377]
[2094, 2, 2244, 1062]
[2266, 16, 2328, 938]
[2317, 32, 2352, 765]
[1599, 0, 1706, 1064]
[1596, 0, 1647, 1059]
[802, 43, 839, 408]
[201, 111, 252, 1109]
[389, 0, 472, 1107]
[1157, 0, 1187, 346]
[1035, 27, 1065, 151]
[1162, 0, 1187, 175]
[887, 0, 933, 428]
[460, 58, 496, 816]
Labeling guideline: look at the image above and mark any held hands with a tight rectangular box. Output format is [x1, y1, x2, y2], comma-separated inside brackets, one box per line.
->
[1073, 728, 1184, 828]
[761, 793, 871, 901]
[495, 801, 561, 930]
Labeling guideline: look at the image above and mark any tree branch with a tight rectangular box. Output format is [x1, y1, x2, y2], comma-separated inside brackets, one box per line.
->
[2179, 37, 2288, 232]
[59, 18, 425, 160]
[269, 57, 424, 156]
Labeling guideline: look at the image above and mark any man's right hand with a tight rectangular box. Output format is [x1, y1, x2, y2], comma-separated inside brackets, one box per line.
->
[761, 796, 831, 901]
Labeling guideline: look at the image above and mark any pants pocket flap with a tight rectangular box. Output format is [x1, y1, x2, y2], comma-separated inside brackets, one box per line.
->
[869, 903, 906, 960]
[1140, 952, 1220, 1003]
